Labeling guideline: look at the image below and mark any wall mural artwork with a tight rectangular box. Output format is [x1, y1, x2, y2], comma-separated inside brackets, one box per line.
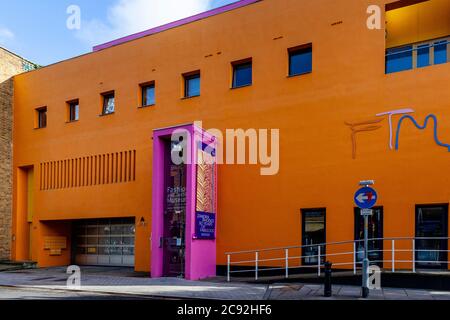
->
[394, 114, 450, 152]
[345, 118, 384, 159]
[346, 108, 450, 159]
[376, 109, 415, 150]
[196, 143, 216, 214]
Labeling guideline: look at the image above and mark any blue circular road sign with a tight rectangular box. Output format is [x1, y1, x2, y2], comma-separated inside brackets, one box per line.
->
[354, 187, 378, 209]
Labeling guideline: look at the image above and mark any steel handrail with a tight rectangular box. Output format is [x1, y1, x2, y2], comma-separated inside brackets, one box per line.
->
[225, 236, 450, 255]
[385, 39, 449, 57]
[226, 236, 450, 282]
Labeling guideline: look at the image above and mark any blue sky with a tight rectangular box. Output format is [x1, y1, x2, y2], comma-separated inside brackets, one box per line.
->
[0, 0, 237, 66]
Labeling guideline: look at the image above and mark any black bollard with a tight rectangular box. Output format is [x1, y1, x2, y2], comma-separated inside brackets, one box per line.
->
[324, 261, 332, 297]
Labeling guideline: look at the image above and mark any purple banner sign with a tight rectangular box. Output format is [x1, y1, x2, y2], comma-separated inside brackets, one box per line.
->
[195, 211, 216, 240]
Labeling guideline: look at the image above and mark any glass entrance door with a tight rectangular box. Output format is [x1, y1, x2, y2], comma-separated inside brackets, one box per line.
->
[163, 140, 187, 277]
[354, 207, 383, 266]
[415, 205, 448, 269]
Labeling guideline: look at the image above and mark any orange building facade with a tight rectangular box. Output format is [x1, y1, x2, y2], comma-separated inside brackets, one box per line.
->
[11, 0, 450, 278]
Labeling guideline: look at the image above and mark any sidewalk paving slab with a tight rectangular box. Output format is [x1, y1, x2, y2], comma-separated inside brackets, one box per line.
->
[0, 267, 450, 300]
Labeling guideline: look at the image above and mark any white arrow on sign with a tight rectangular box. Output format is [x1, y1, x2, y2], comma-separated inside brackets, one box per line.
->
[356, 193, 376, 203]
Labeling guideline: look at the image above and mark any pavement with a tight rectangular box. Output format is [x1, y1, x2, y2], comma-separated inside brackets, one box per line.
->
[0, 286, 156, 300]
[0, 266, 449, 300]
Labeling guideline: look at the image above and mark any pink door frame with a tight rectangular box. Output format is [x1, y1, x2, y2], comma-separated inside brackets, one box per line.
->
[151, 124, 217, 280]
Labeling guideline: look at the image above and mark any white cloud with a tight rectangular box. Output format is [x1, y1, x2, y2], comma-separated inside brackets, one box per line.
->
[76, 0, 211, 46]
[0, 27, 14, 44]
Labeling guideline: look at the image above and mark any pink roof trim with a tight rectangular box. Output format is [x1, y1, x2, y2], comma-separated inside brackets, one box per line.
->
[93, 0, 261, 52]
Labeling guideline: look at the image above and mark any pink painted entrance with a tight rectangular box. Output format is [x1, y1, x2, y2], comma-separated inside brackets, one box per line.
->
[151, 124, 217, 280]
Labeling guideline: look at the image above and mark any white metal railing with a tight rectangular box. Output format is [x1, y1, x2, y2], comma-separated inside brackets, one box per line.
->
[225, 237, 450, 282]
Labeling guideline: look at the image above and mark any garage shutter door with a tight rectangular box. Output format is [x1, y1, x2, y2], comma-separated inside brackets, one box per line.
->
[74, 218, 135, 267]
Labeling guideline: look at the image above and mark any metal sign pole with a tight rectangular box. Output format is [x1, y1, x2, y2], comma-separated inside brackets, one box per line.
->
[362, 213, 370, 298]
[355, 180, 376, 299]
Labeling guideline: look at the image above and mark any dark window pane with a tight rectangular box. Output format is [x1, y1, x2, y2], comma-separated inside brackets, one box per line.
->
[111, 225, 124, 235]
[103, 94, 115, 114]
[69, 102, 79, 121]
[122, 237, 134, 245]
[76, 236, 87, 245]
[416, 206, 448, 269]
[417, 44, 430, 68]
[87, 226, 98, 236]
[386, 45, 413, 74]
[185, 74, 200, 97]
[37, 108, 47, 128]
[76, 247, 86, 254]
[98, 237, 111, 245]
[98, 247, 110, 255]
[99, 226, 110, 235]
[123, 247, 134, 255]
[87, 237, 98, 245]
[302, 209, 326, 265]
[434, 41, 447, 65]
[233, 62, 252, 88]
[142, 85, 155, 106]
[110, 246, 122, 255]
[125, 225, 136, 235]
[289, 46, 312, 76]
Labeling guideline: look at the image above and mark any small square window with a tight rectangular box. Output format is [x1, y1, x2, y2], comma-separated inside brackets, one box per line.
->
[36, 107, 47, 129]
[102, 92, 115, 115]
[184, 72, 200, 98]
[232, 59, 252, 88]
[289, 44, 312, 76]
[141, 83, 155, 107]
[67, 100, 79, 122]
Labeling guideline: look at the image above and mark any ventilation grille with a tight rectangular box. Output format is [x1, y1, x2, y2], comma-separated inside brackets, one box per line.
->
[40, 150, 136, 190]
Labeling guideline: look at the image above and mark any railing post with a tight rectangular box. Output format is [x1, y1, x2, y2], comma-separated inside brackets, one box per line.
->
[227, 254, 231, 282]
[353, 242, 356, 275]
[392, 240, 395, 273]
[255, 251, 259, 280]
[412, 239, 416, 273]
[317, 245, 321, 276]
[285, 249, 289, 279]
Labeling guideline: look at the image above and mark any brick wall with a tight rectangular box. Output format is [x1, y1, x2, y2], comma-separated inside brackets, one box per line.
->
[0, 47, 36, 260]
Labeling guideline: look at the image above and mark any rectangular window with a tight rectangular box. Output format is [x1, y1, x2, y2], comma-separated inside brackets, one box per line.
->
[301, 209, 326, 265]
[184, 72, 200, 98]
[68, 100, 79, 122]
[386, 38, 449, 73]
[36, 107, 47, 129]
[289, 44, 312, 76]
[232, 59, 252, 88]
[386, 45, 413, 74]
[415, 204, 448, 269]
[102, 92, 115, 115]
[141, 82, 155, 107]
[434, 40, 448, 65]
